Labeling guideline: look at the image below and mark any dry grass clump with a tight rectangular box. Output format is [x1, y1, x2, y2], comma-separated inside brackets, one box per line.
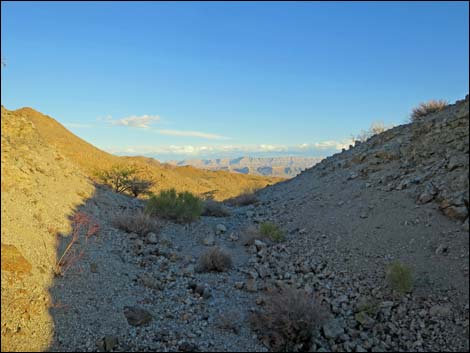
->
[250, 288, 326, 352]
[112, 211, 160, 236]
[196, 247, 233, 272]
[386, 261, 413, 295]
[225, 187, 259, 206]
[202, 199, 231, 217]
[352, 121, 391, 143]
[241, 225, 263, 245]
[410, 99, 448, 122]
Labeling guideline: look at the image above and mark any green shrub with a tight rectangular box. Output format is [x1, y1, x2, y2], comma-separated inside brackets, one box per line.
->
[260, 222, 285, 242]
[386, 261, 413, 294]
[145, 188, 203, 223]
[410, 99, 448, 122]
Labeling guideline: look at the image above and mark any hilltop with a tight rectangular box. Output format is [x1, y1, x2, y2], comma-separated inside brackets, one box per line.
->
[168, 156, 323, 178]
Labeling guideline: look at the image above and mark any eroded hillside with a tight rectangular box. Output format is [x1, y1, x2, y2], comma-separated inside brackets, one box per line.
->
[1, 107, 95, 351]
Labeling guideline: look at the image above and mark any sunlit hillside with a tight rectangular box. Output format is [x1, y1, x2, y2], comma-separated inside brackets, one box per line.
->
[12, 107, 283, 200]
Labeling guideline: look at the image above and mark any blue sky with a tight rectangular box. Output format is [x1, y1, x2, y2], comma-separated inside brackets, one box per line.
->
[1, 1, 468, 161]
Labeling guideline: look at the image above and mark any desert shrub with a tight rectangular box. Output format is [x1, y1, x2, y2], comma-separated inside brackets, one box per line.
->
[196, 247, 232, 272]
[202, 199, 231, 217]
[250, 288, 326, 352]
[260, 222, 285, 242]
[386, 261, 413, 294]
[226, 188, 258, 206]
[94, 164, 153, 197]
[112, 211, 160, 236]
[241, 225, 263, 246]
[145, 188, 203, 223]
[410, 99, 448, 122]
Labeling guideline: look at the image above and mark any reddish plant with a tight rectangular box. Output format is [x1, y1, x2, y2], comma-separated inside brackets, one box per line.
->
[55, 212, 100, 276]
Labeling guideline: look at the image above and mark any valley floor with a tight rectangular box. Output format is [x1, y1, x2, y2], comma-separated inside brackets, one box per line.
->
[48, 184, 469, 352]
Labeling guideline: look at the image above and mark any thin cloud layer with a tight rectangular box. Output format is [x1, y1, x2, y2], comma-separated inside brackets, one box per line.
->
[99, 114, 228, 140]
[109, 114, 161, 128]
[103, 139, 350, 159]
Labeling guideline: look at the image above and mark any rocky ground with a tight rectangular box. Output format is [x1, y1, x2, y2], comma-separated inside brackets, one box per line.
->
[3, 97, 469, 352]
[47, 97, 469, 352]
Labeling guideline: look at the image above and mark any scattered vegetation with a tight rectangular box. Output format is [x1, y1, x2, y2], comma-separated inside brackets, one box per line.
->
[250, 288, 326, 352]
[241, 223, 285, 245]
[196, 247, 233, 272]
[202, 199, 231, 217]
[112, 211, 160, 236]
[260, 222, 285, 242]
[410, 99, 448, 122]
[55, 212, 100, 276]
[352, 121, 391, 143]
[145, 188, 203, 223]
[94, 164, 154, 197]
[225, 187, 258, 206]
[386, 261, 413, 294]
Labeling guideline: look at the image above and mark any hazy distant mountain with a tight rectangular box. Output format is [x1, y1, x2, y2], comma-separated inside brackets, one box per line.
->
[168, 156, 323, 178]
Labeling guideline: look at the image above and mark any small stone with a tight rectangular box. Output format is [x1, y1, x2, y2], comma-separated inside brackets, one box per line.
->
[429, 304, 452, 317]
[202, 234, 215, 246]
[322, 318, 345, 340]
[123, 306, 153, 326]
[104, 336, 118, 351]
[355, 311, 375, 328]
[435, 244, 448, 255]
[229, 232, 239, 241]
[145, 232, 158, 244]
[90, 263, 98, 273]
[215, 224, 227, 234]
[245, 278, 258, 292]
[234, 282, 244, 290]
[178, 341, 199, 352]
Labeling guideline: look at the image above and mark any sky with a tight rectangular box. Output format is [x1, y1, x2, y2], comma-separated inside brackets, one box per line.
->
[1, 1, 469, 161]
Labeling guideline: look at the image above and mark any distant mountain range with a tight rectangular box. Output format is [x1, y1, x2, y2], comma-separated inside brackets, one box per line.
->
[167, 156, 323, 178]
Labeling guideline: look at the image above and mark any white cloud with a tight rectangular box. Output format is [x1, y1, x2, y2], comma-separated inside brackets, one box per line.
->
[103, 140, 348, 158]
[299, 139, 352, 151]
[101, 114, 161, 128]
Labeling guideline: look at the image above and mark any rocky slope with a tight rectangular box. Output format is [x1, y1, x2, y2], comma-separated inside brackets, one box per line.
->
[12, 107, 282, 200]
[168, 156, 323, 178]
